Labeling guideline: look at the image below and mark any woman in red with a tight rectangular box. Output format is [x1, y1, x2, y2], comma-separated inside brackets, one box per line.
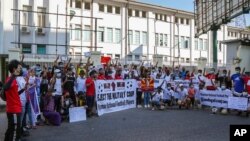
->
[115, 69, 123, 80]
[97, 68, 105, 80]
[4, 60, 24, 141]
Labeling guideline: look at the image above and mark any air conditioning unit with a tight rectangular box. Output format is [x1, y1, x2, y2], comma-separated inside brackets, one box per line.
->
[37, 27, 45, 35]
[21, 26, 30, 34]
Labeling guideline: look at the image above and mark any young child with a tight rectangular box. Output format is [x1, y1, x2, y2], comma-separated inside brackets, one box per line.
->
[151, 87, 163, 110]
[187, 83, 196, 109]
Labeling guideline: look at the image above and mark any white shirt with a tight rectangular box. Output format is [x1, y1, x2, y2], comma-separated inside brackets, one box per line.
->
[176, 88, 188, 100]
[152, 92, 163, 102]
[16, 76, 27, 106]
[55, 78, 62, 95]
[76, 76, 86, 93]
[163, 88, 174, 100]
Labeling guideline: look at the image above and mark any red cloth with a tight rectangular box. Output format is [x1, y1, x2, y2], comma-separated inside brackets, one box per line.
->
[97, 74, 106, 80]
[101, 56, 111, 65]
[5, 77, 22, 113]
[205, 74, 217, 90]
[115, 75, 122, 80]
[106, 76, 113, 80]
[86, 77, 95, 97]
[243, 76, 250, 94]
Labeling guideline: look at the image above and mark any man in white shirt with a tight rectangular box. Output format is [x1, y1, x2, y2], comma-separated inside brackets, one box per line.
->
[163, 83, 174, 107]
[151, 87, 163, 110]
[175, 84, 188, 109]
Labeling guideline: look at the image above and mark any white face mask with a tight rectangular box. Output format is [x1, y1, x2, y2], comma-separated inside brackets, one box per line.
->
[167, 87, 171, 90]
[56, 73, 61, 78]
[210, 71, 214, 74]
[221, 86, 226, 90]
[235, 70, 240, 74]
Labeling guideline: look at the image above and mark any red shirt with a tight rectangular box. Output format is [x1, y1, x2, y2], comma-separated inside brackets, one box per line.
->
[86, 77, 95, 97]
[97, 74, 105, 80]
[5, 77, 22, 113]
[106, 76, 113, 80]
[243, 76, 250, 94]
[115, 75, 122, 80]
[205, 74, 217, 90]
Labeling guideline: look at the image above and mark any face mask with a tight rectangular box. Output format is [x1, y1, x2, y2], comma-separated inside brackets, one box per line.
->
[65, 99, 70, 106]
[222, 73, 226, 76]
[167, 87, 171, 90]
[198, 73, 201, 76]
[236, 70, 240, 74]
[210, 71, 214, 74]
[221, 86, 226, 90]
[56, 73, 61, 78]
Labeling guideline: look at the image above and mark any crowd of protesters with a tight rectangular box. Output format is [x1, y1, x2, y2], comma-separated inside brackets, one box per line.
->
[1, 55, 250, 141]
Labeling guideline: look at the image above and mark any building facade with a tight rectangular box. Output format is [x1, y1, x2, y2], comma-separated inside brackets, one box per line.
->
[0, 0, 250, 80]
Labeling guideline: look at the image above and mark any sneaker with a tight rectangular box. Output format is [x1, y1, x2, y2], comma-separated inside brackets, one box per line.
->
[144, 105, 148, 108]
[147, 104, 151, 108]
[137, 105, 142, 108]
[152, 108, 155, 111]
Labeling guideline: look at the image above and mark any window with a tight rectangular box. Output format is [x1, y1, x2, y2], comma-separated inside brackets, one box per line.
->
[128, 9, 132, 16]
[160, 34, 163, 46]
[23, 6, 32, 25]
[199, 39, 203, 50]
[98, 27, 104, 42]
[174, 35, 179, 46]
[75, 0, 82, 9]
[135, 10, 140, 17]
[84, 2, 90, 10]
[70, 24, 73, 39]
[164, 34, 168, 47]
[165, 15, 168, 22]
[180, 18, 184, 24]
[155, 33, 159, 46]
[107, 28, 113, 42]
[204, 39, 207, 50]
[195, 38, 198, 50]
[142, 11, 146, 18]
[22, 44, 32, 54]
[185, 37, 190, 48]
[155, 13, 158, 19]
[186, 58, 190, 63]
[115, 54, 120, 59]
[37, 44, 46, 54]
[186, 19, 190, 25]
[160, 14, 163, 21]
[75, 24, 81, 40]
[175, 17, 178, 23]
[115, 29, 121, 43]
[228, 31, 230, 36]
[70, 0, 73, 8]
[107, 5, 112, 13]
[37, 7, 46, 27]
[180, 58, 184, 62]
[134, 31, 140, 45]
[99, 4, 104, 12]
[115, 7, 120, 14]
[135, 55, 140, 61]
[181, 36, 185, 48]
[218, 41, 222, 52]
[142, 32, 147, 45]
[129, 30, 133, 45]
[164, 57, 168, 61]
[83, 25, 91, 41]
[127, 55, 132, 61]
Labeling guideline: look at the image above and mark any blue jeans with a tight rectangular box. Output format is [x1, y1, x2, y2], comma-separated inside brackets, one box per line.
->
[144, 92, 150, 106]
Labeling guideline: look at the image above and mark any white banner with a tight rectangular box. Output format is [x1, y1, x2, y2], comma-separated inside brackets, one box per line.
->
[228, 97, 248, 111]
[200, 90, 231, 108]
[95, 80, 137, 116]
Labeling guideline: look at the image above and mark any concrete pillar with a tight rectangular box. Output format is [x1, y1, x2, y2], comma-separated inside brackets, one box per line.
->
[147, 11, 155, 60]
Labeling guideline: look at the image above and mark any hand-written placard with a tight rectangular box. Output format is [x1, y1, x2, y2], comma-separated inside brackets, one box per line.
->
[69, 107, 86, 123]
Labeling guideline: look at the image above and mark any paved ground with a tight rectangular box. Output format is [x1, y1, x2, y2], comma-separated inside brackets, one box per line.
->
[0, 108, 249, 141]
